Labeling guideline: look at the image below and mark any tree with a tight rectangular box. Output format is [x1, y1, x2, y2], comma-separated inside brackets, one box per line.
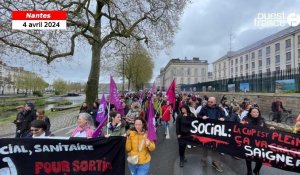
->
[15, 71, 48, 95]
[0, 0, 189, 107]
[53, 79, 69, 95]
[118, 45, 153, 90]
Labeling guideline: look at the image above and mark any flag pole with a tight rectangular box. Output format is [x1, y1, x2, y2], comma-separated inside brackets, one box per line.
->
[106, 103, 110, 135]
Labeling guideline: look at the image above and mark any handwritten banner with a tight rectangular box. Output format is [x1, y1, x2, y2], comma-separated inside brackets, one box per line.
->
[181, 119, 300, 173]
[0, 137, 125, 175]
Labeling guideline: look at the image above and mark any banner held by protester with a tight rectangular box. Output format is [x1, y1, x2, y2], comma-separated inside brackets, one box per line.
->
[0, 137, 125, 175]
[180, 118, 300, 173]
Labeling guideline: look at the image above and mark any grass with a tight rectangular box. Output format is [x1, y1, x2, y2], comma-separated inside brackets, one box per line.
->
[0, 107, 80, 124]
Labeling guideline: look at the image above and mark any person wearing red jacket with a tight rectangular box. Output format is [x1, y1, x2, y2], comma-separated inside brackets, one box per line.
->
[161, 100, 173, 138]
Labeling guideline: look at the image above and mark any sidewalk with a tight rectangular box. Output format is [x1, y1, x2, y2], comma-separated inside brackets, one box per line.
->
[0, 110, 78, 138]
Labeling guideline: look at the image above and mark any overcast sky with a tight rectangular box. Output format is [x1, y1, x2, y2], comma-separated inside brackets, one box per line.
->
[6, 0, 300, 84]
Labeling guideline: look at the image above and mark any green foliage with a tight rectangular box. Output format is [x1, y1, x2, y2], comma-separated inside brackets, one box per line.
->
[283, 90, 296, 93]
[119, 44, 154, 90]
[56, 100, 72, 106]
[33, 91, 43, 97]
[15, 72, 48, 93]
[53, 79, 69, 94]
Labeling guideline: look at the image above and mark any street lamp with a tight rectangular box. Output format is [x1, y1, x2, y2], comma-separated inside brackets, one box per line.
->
[122, 54, 125, 95]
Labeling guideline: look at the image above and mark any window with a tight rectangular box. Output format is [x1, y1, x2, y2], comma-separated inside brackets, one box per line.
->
[240, 65, 243, 71]
[219, 64, 221, 69]
[251, 52, 255, 59]
[259, 70, 262, 74]
[235, 59, 238, 64]
[246, 64, 249, 70]
[252, 62, 255, 69]
[266, 46, 270, 55]
[266, 58, 270, 66]
[231, 60, 233, 65]
[223, 62, 226, 69]
[252, 71, 255, 75]
[286, 39, 291, 48]
[231, 68, 233, 74]
[298, 49, 300, 59]
[276, 66, 280, 71]
[235, 67, 238, 72]
[275, 55, 280, 63]
[286, 52, 291, 61]
[240, 56, 243, 64]
[201, 68, 205, 75]
[258, 49, 262, 57]
[245, 55, 249, 62]
[258, 60, 262, 67]
[298, 35, 300, 44]
[187, 68, 190, 75]
[286, 65, 291, 70]
[194, 68, 197, 76]
[275, 43, 280, 51]
[266, 68, 270, 73]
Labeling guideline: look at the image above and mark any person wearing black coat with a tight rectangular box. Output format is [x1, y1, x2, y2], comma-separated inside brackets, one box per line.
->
[197, 97, 225, 172]
[227, 105, 241, 123]
[176, 104, 196, 168]
[242, 107, 273, 175]
[20, 102, 36, 138]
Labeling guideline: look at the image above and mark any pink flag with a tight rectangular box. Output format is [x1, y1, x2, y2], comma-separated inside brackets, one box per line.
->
[166, 79, 176, 108]
[110, 76, 124, 116]
[92, 94, 107, 138]
[147, 95, 156, 142]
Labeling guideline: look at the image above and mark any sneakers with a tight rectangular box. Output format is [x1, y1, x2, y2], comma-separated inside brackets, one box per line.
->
[212, 161, 223, 172]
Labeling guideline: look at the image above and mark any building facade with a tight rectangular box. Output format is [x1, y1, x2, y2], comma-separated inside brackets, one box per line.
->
[157, 57, 208, 90]
[0, 61, 31, 94]
[213, 26, 300, 80]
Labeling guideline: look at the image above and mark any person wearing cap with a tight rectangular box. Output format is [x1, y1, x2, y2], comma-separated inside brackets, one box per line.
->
[26, 120, 53, 138]
[20, 102, 37, 138]
[13, 105, 25, 138]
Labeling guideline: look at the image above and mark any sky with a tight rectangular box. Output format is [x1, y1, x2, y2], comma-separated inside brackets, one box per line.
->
[4, 0, 300, 84]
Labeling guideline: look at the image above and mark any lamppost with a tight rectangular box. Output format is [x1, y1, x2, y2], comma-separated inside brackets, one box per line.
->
[122, 54, 125, 95]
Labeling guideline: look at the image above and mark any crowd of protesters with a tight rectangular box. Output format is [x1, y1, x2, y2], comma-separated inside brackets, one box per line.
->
[11, 90, 300, 175]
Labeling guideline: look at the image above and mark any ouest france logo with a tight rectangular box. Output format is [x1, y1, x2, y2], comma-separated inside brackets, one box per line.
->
[254, 12, 300, 28]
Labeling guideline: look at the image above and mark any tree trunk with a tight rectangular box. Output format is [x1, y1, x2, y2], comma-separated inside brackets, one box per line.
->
[85, 43, 101, 107]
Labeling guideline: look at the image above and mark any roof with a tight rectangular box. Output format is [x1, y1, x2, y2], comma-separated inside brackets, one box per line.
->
[213, 25, 300, 64]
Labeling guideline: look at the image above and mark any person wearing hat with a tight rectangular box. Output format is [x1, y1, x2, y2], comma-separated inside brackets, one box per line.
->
[20, 102, 37, 138]
[13, 105, 25, 138]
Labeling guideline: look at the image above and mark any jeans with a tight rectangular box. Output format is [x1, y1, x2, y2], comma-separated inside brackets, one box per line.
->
[164, 121, 169, 134]
[128, 163, 150, 175]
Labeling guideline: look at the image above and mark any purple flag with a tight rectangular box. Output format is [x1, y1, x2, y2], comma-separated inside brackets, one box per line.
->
[96, 94, 107, 123]
[147, 95, 157, 142]
[110, 76, 124, 116]
[92, 94, 107, 138]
